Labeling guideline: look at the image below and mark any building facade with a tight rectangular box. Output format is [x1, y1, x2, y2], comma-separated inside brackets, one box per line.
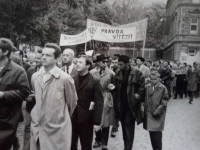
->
[164, 0, 200, 61]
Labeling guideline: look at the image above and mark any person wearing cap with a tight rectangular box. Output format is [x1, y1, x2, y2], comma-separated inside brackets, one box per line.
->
[61, 48, 78, 78]
[136, 56, 150, 79]
[143, 71, 169, 150]
[90, 54, 115, 150]
[113, 55, 145, 150]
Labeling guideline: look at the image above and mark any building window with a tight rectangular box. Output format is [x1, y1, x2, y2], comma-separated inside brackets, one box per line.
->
[190, 18, 198, 34]
[193, 0, 200, 3]
[188, 48, 197, 56]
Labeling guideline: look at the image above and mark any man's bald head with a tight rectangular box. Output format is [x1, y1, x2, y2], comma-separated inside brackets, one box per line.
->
[62, 48, 75, 64]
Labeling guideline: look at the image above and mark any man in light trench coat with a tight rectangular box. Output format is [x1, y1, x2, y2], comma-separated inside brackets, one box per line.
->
[30, 43, 77, 150]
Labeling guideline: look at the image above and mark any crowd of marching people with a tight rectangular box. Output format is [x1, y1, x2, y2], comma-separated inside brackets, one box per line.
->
[0, 38, 200, 150]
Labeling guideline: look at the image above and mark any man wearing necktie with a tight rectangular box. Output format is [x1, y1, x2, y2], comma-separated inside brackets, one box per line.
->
[61, 48, 78, 77]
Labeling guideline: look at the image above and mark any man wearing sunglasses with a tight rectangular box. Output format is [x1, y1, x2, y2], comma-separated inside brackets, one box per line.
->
[91, 54, 115, 150]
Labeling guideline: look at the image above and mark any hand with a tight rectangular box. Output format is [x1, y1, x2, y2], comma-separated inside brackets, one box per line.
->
[0, 91, 4, 99]
[107, 84, 115, 90]
[89, 102, 95, 110]
[135, 93, 139, 99]
[94, 125, 101, 132]
[26, 94, 35, 102]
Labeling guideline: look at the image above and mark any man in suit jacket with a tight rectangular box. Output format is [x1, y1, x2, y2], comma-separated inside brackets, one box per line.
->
[160, 61, 172, 99]
[71, 56, 104, 150]
[61, 48, 78, 77]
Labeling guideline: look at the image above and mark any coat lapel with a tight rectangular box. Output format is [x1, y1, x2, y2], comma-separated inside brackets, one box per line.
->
[78, 73, 90, 91]
[115, 70, 123, 81]
[70, 65, 76, 76]
[149, 82, 161, 96]
[128, 66, 136, 84]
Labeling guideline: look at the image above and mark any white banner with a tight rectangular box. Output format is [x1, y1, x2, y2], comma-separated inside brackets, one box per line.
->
[87, 18, 148, 42]
[59, 30, 90, 46]
[87, 27, 136, 43]
[179, 51, 200, 66]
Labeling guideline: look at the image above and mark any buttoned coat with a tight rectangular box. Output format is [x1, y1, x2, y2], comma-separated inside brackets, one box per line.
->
[61, 64, 78, 78]
[72, 73, 104, 125]
[30, 67, 77, 150]
[187, 68, 200, 91]
[143, 82, 169, 131]
[90, 68, 115, 128]
[0, 60, 29, 149]
[113, 66, 145, 125]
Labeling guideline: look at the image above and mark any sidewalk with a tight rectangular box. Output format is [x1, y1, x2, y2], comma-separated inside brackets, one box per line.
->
[16, 97, 200, 150]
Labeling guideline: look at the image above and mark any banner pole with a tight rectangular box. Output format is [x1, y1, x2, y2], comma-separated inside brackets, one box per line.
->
[142, 39, 146, 57]
[149, 49, 150, 60]
[85, 42, 87, 53]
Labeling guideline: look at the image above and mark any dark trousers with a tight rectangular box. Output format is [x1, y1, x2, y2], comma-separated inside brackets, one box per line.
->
[121, 108, 135, 150]
[71, 121, 93, 150]
[164, 82, 171, 99]
[174, 75, 185, 98]
[188, 91, 195, 102]
[95, 127, 110, 145]
[112, 114, 119, 132]
[149, 131, 162, 150]
[195, 83, 200, 98]
[183, 80, 188, 97]
[23, 110, 31, 150]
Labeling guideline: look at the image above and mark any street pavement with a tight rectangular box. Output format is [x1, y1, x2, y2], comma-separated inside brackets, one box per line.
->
[15, 97, 200, 150]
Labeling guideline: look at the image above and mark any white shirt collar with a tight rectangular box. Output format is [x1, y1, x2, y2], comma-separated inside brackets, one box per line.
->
[65, 63, 74, 74]
[42, 66, 57, 76]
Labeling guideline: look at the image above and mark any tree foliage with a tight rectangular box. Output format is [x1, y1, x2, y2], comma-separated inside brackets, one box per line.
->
[0, 0, 166, 54]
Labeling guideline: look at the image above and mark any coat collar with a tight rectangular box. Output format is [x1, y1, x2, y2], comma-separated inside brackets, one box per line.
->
[78, 72, 91, 91]
[115, 65, 137, 82]
[148, 82, 162, 96]
[37, 66, 61, 79]
[92, 67, 109, 78]
[0, 59, 12, 77]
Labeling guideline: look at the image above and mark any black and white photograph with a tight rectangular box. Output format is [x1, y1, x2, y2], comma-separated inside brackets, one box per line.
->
[0, 0, 200, 150]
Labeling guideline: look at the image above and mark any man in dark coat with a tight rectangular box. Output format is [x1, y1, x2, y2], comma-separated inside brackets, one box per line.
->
[0, 38, 30, 150]
[160, 61, 172, 99]
[143, 71, 169, 150]
[113, 55, 145, 150]
[71, 56, 104, 150]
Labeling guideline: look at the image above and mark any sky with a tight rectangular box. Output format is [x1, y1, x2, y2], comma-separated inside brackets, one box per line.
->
[141, 0, 168, 5]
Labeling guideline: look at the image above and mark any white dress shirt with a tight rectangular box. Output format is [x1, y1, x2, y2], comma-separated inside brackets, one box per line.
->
[65, 63, 74, 75]
[42, 66, 57, 83]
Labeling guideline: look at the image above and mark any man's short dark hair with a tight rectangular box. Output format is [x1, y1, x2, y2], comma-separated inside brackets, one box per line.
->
[37, 49, 43, 54]
[45, 43, 61, 59]
[0, 38, 14, 58]
[81, 55, 93, 70]
[147, 60, 152, 64]
[136, 56, 145, 63]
